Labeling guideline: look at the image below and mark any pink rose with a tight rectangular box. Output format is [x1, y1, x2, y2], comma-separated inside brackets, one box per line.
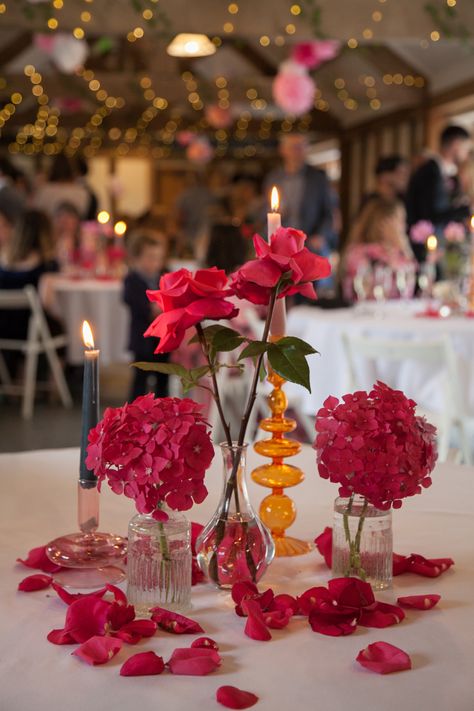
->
[146, 268, 238, 353]
[230, 228, 331, 305]
[291, 40, 340, 69]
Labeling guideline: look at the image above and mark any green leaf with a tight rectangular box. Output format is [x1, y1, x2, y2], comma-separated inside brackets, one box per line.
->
[272, 336, 318, 356]
[267, 344, 311, 392]
[211, 326, 244, 353]
[239, 341, 270, 360]
[189, 365, 211, 381]
[132, 362, 188, 377]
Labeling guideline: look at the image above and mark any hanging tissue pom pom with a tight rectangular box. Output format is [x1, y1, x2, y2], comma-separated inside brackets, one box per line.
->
[273, 61, 316, 116]
[52, 35, 89, 74]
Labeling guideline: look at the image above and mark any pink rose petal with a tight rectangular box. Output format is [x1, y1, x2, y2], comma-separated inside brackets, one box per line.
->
[51, 581, 107, 605]
[356, 641, 411, 674]
[150, 607, 204, 634]
[114, 619, 157, 644]
[359, 601, 405, 628]
[216, 685, 259, 709]
[47, 628, 75, 645]
[397, 594, 441, 610]
[72, 635, 123, 665]
[18, 573, 52, 592]
[242, 599, 272, 641]
[167, 647, 221, 675]
[328, 577, 375, 609]
[120, 651, 165, 676]
[191, 637, 219, 651]
[17, 545, 62, 573]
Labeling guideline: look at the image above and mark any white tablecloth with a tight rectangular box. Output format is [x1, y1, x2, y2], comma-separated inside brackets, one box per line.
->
[52, 277, 130, 365]
[1, 446, 473, 711]
[286, 302, 474, 416]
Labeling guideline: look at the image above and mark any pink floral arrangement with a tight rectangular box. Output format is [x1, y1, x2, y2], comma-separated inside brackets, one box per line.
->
[86, 394, 214, 520]
[291, 40, 340, 69]
[410, 220, 435, 244]
[272, 61, 316, 116]
[314, 381, 437, 510]
[344, 243, 409, 277]
[444, 221, 466, 243]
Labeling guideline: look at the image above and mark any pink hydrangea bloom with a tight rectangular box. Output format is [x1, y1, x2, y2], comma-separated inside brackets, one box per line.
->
[314, 382, 437, 510]
[410, 221, 435, 244]
[86, 395, 214, 519]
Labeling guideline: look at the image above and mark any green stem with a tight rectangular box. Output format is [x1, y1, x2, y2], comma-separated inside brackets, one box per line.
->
[342, 495, 368, 580]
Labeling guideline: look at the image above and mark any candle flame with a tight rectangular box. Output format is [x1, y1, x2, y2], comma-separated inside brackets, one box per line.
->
[426, 235, 437, 251]
[271, 186, 280, 212]
[471, 215, 474, 231]
[82, 320, 95, 349]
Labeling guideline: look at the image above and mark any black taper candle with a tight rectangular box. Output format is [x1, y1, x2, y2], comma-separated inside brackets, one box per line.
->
[80, 322, 100, 485]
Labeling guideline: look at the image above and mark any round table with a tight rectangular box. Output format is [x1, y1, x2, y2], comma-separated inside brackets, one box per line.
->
[51, 277, 130, 365]
[286, 301, 474, 416]
[1, 445, 472, 711]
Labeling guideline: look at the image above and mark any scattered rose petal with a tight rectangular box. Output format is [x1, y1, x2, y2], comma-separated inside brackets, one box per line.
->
[407, 554, 454, 577]
[114, 619, 157, 644]
[327, 577, 375, 609]
[191, 637, 219, 651]
[359, 601, 405, 628]
[51, 581, 107, 605]
[167, 647, 221, 675]
[151, 607, 204, 634]
[64, 597, 112, 642]
[18, 573, 52, 592]
[235, 588, 274, 617]
[263, 608, 293, 629]
[393, 553, 409, 576]
[72, 635, 123, 665]
[108, 601, 135, 630]
[17, 545, 62, 573]
[314, 527, 332, 568]
[397, 594, 441, 610]
[268, 594, 298, 615]
[105, 584, 128, 605]
[308, 605, 359, 637]
[216, 685, 259, 709]
[47, 628, 75, 645]
[120, 651, 165, 676]
[231, 581, 259, 604]
[297, 587, 328, 615]
[242, 599, 272, 641]
[356, 641, 411, 674]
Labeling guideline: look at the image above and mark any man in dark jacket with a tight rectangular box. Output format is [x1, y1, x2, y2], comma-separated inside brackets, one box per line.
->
[406, 125, 471, 231]
[123, 233, 169, 402]
[264, 133, 336, 254]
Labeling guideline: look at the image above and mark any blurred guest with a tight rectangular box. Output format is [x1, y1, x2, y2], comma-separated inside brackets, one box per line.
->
[0, 203, 20, 261]
[76, 156, 98, 221]
[229, 174, 264, 231]
[34, 154, 89, 218]
[0, 210, 58, 349]
[53, 202, 82, 269]
[123, 232, 169, 401]
[204, 222, 249, 274]
[360, 155, 410, 210]
[458, 154, 474, 211]
[343, 199, 414, 286]
[174, 172, 216, 257]
[264, 133, 335, 255]
[406, 125, 472, 230]
[0, 158, 25, 230]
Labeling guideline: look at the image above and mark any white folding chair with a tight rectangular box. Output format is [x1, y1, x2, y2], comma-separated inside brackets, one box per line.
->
[0, 285, 73, 419]
[342, 332, 472, 464]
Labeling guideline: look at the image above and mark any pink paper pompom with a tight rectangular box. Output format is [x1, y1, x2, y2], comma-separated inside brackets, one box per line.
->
[205, 104, 232, 129]
[273, 62, 316, 116]
[292, 40, 340, 69]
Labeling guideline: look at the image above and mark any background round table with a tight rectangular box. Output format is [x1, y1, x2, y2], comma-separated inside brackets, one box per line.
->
[1, 444, 472, 711]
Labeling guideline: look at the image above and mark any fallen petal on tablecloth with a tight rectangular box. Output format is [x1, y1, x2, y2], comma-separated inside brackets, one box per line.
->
[120, 651, 165, 676]
[397, 594, 441, 610]
[18, 574, 52, 592]
[72, 635, 123, 665]
[167, 647, 221, 675]
[51, 581, 108, 605]
[113, 619, 158, 644]
[17, 545, 62, 574]
[191, 637, 219, 651]
[356, 641, 412, 674]
[216, 685, 259, 709]
[359, 601, 405, 628]
[150, 607, 204, 634]
[242, 599, 272, 641]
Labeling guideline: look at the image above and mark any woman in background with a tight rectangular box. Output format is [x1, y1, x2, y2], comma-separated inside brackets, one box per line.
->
[34, 154, 89, 218]
[53, 202, 82, 269]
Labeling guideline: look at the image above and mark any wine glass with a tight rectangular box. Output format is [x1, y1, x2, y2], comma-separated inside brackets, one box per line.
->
[353, 264, 373, 303]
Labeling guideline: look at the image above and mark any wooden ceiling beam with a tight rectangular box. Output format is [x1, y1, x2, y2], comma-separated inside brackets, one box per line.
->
[0, 31, 32, 69]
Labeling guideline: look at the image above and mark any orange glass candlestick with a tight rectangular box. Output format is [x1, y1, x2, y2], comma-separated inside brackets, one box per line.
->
[251, 369, 313, 557]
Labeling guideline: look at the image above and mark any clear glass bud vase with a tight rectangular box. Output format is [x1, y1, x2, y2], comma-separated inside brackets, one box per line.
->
[196, 443, 275, 589]
[332, 495, 392, 590]
[127, 507, 192, 615]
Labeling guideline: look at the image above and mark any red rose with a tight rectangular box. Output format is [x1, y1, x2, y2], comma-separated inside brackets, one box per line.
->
[231, 228, 331, 305]
[145, 268, 238, 353]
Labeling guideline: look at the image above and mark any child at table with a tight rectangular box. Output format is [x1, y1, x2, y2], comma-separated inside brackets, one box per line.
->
[123, 232, 169, 401]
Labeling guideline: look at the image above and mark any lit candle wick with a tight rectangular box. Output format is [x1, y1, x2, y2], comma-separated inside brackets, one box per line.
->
[82, 320, 95, 350]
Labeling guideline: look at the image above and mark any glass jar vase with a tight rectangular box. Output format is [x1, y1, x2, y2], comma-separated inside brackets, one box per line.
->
[196, 442, 275, 589]
[332, 494, 392, 590]
[127, 508, 191, 615]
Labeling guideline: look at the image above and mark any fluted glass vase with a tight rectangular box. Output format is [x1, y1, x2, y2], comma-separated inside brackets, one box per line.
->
[196, 443, 275, 589]
[126, 507, 192, 615]
[332, 494, 392, 590]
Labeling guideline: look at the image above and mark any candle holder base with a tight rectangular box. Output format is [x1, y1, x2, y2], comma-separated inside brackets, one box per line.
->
[46, 531, 127, 587]
[273, 535, 314, 557]
[51, 565, 126, 589]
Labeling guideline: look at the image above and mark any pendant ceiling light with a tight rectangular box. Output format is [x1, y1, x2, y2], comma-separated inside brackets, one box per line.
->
[166, 33, 216, 58]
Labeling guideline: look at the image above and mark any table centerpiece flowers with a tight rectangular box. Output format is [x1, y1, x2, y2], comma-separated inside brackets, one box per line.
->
[133, 227, 331, 589]
[314, 381, 437, 589]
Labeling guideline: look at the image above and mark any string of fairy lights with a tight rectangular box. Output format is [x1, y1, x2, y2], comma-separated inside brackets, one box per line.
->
[0, 0, 465, 158]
